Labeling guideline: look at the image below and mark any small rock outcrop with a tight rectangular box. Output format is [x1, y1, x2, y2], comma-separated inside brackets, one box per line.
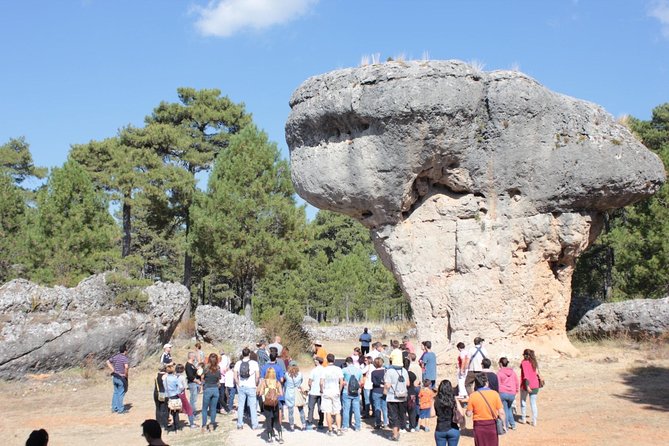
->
[195, 305, 263, 349]
[571, 297, 669, 339]
[304, 325, 387, 343]
[286, 60, 665, 356]
[0, 274, 189, 379]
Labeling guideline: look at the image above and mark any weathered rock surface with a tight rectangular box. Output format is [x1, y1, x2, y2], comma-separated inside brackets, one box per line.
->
[571, 297, 669, 339]
[304, 325, 387, 343]
[286, 60, 665, 356]
[0, 274, 189, 379]
[195, 305, 263, 349]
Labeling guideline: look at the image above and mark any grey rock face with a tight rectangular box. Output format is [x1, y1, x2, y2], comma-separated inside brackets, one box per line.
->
[286, 60, 665, 356]
[304, 325, 387, 343]
[0, 274, 189, 379]
[571, 297, 669, 339]
[195, 305, 263, 350]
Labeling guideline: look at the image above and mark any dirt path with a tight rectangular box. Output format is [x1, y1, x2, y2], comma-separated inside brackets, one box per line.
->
[1, 339, 668, 446]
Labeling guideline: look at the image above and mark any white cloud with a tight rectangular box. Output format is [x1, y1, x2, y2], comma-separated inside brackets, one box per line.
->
[649, 0, 669, 38]
[193, 0, 318, 38]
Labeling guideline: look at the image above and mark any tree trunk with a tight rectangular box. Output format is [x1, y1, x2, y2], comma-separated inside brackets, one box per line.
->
[183, 207, 192, 289]
[121, 198, 131, 258]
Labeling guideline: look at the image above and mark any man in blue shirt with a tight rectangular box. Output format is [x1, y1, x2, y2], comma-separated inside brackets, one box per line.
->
[341, 357, 363, 431]
[359, 328, 372, 356]
[420, 341, 437, 388]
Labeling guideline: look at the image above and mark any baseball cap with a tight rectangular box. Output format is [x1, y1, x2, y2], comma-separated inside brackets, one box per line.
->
[163, 343, 172, 349]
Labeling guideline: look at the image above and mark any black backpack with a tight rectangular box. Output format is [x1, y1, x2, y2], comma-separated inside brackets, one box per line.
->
[348, 373, 360, 396]
[239, 360, 251, 379]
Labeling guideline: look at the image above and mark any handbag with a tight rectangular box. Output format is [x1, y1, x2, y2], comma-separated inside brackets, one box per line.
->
[155, 377, 166, 402]
[168, 397, 182, 412]
[477, 391, 505, 436]
[452, 400, 466, 429]
[295, 389, 307, 407]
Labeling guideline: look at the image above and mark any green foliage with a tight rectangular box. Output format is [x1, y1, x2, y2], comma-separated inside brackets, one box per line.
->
[107, 272, 152, 311]
[0, 137, 47, 186]
[259, 309, 312, 356]
[191, 125, 306, 316]
[25, 160, 119, 286]
[574, 103, 669, 301]
[0, 171, 27, 281]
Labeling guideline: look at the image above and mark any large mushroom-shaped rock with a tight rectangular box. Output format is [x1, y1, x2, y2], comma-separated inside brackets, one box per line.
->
[286, 60, 665, 357]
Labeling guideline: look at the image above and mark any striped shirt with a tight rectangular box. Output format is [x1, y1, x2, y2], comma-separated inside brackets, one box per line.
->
[109, 353, 128, 376]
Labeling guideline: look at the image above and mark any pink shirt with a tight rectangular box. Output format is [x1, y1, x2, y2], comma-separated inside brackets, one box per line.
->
[520, 360, 539, 391]
[497, 367, 519, 394]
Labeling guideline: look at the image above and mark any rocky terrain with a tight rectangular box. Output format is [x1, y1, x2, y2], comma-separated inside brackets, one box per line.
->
[286, 59, 666, 356]
[0, 274, 189, 379]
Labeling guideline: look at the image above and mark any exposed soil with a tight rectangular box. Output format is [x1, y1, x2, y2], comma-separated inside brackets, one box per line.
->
[1, 338, 668, 446]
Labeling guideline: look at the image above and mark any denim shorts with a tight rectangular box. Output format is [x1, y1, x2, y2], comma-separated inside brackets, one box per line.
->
[419, 408, 431, 419]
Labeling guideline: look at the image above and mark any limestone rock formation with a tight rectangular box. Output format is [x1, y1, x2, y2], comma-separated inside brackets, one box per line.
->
[285, 60, 665, 357]
[0, 274, 189, 379]
[195, 305, 263, 349]
[571, 297, 669, 339]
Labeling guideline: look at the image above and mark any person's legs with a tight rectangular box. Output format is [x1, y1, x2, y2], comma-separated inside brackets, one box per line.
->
[334, 396, 342, 431]
[298, 405, 306, 428]
[307, 395, 317, 428]
[247, 389, 259, 428]
[381, 396, 389, 427]
[530, 393, 538, 425]
[287, 403, 295, 427]
[434, 430, 448, 446]
[202, 389, 211, 427]
[372, 392, 382, 427]
[500, 393, 516, 428]
[158, 401, 169, 428]
[264, 407, 273, 439]
[519, 389, 528, 423]
[209, 388, 220, 426]
[111, 376, 123, 412]
[364, 388, 371, 416]
[342, 394, 351, 430]
[227, 386, 237, 413]
[237, 387, 248, 428]
[351, 393, 361, 430]
[445, 427, 461, 446]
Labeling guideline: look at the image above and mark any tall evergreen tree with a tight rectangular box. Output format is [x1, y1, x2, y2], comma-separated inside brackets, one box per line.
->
[0, 137, 47, 186]
[145, 87, 251, 289]
[191, 125, 306, 318]
[0, 172, 27, 281]
[26, 160, 118, 286]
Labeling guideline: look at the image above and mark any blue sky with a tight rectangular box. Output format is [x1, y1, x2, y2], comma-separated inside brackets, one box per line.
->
[1, 0, 668, 181]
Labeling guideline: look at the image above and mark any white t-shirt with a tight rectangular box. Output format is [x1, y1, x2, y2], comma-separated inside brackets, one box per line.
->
[224, 369, 235, 387]
[268, 342, 283, 356]
[321, 365, 344, 396]
[467, 345, 488, 372]
[308, 365, 324, 396]
[219, 354, 230, 383]
[361, 364, 374, 390]
[234, 358, 260, 388]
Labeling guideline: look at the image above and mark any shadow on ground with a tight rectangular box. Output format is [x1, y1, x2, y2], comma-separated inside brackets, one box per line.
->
[615, 366, 669, 412]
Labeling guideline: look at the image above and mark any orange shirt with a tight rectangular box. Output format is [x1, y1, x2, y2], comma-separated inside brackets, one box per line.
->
[467, 389, 502, 421]
[418, 387, 435, 409]
[315, 347, 328, 367]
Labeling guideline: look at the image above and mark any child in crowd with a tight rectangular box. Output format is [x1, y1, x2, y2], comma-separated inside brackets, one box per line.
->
[418, 379, 435, 432]
[225, 360, 237, 413]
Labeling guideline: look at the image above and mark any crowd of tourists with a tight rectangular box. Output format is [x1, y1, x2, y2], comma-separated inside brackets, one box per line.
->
[111, 331, 544, 446]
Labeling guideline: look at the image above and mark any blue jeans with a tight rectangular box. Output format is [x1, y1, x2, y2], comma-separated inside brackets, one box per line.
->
[227, 386, 237, 412]
[371, 392, 388, 427]
[520, 389, 538, 423]
[435, 428, 460, 446]
[111, 376, 126, 413]
[188, 382, 199, 426]
[363, 388, 371, 415]
[499, 392, 516, 428]
[342, 392, 361, 430]
[202, 387, 219, 426]
[237, 386, 259, 428]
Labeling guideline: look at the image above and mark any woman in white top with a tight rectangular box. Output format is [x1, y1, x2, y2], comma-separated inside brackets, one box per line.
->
[360, 355, 374, 418]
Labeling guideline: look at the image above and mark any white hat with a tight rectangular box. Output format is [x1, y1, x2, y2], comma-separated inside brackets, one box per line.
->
[164, 343, 172, 349]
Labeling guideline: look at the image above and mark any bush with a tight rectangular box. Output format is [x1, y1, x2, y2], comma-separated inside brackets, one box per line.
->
[107, 272, 153, 311]
[260, 308, 311, 358]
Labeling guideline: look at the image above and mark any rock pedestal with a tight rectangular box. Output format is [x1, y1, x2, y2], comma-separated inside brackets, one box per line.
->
[286, 60, 665, 357]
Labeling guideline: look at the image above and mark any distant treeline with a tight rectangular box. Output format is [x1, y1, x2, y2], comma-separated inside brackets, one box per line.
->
[0, 87, 407, 324]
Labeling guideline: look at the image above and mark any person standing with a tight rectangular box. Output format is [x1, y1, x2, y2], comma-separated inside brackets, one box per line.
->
[433, 380, 464, 446]
[497, 357, 519, 430]
[107, 343, 129, 414]
[466, 373, 506, 446]
[268, 336, 284, 356]
[359, 328, 372, 356]
[320, 353, 344, 436]
[481, 358, 499, 392]
[456, 342, 468, 397]
[160, 343, 173, 365]
[402, 336, 416, 355]
[140, 419, 169, 446]
[164, 364, 185, 432]
[384, 350, 409, 441]
[235, 347, 261, 430]
[259, 367, 284, 444]
[256, 340, 270, 368]
[185, 352, 201, 425]
[153, 364, 169, 429]
[306, 356, 325, 430]
[341, 356, 363, 432]
[284, 360, 306, 431]
[519, 349, 541, 426]
[201, 353, 221, 431]
[464, 337, 488, 395]
[225, 360, 237, 413]
[176, 364, 194, 428]
[360, 355, 374, 418]
[313, 341, 329, 367]
[218, 349, 230, 414]
[420, 341, 437, 388]
[371, 357, 388, 429]
[418, 379, 435, 432]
